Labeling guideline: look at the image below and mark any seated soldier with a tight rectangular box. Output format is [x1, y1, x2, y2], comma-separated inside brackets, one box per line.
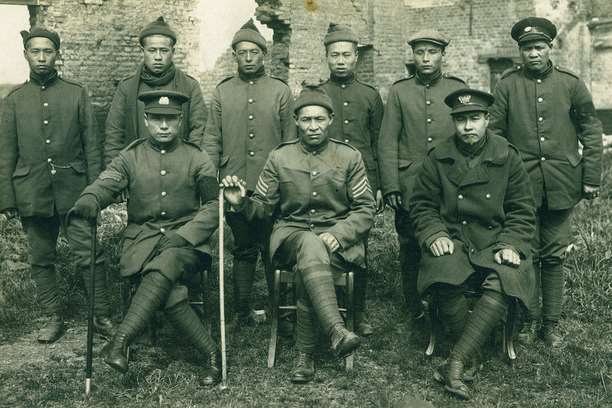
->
[70, 90, 221, 385]
[221, 86, 375, 384]
[409, 88, 537, 400]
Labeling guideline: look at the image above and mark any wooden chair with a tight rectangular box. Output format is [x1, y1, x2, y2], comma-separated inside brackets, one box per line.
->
[267, 267, 355, 370]
[425, 290, 518, 363]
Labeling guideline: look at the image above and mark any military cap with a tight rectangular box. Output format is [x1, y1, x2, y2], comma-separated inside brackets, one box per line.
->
[294, 83, 334, 115]
[323, 23, 358, 46]
[444, 88, 495, 115]
[21, 26, 60, 50]
[232, 18, 267, 53]
[407, 29, 449, 48]
[138, 90, 189, 115]
[139, 16, 177, 46]
[511, 17, 557, 44]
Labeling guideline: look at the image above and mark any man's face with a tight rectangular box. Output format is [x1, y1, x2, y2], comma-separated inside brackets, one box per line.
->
[295, 105, 334, 148]
[233, 41, 265, 75]
[141, 35, 175, 74]
[326, 41, 358, 78]
[453, 111, 489, 145]
[144, 113, 182, 144]
[24, 37, 58, 76]
[412, 41, 444, 76]
[519, 40, 551, 73]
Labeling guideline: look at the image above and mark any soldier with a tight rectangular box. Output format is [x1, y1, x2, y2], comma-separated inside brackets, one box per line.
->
[203, 19, 295, 326]
[221, 86, 375, 383]
[70, 90, 221, 385]
[318, 23, 384, 336]
[410, 89, 537, 400]
[488, 17, 603, 347]
[104, 16, 207, 165]
[0, 27, 113, 343]
[378, 30, 466, 320]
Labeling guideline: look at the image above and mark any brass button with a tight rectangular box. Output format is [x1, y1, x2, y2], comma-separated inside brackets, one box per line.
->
[248, 98, 254, 103]
[538, 117, 543, 122]
[458, 194, 464, 200]
[161, 191, 167, 197]
[161, 211, 167, 216]
[485, 193, 491, 199]
[43, 102, 49, 107]
[537, 97, 543, 103]
[310, 209, 316, 214]
[160, 170, 167, 176]
[540, 137, 545, 142]
[343, 101, 349, 106]
[427, 118, 432, 123]
[249, 151, 255, 156]
[536, 79, 542, 83]
[45, 139, 51, 144]
[312, 191, 318, 197]
[160, 228, 165, 233]
[43, 120, 49, 125]
[47, 158, 52, 162]
[462, 220, 467, 225]
[248, 114, 254, 120]
[426, 100, 431, 105]
[341, 84, 346, 89]
[344, 119, 349, 124]
[311, 171, 317, 176]
[249, 133, 255, 139]
[50, 169, 56, 175]
[427, 137, 433, 142]
[160, 149, 166, 154]
[541, 157, 546, 161]
[488, 225, 493, 230]
[344, 139, 350, 143]
[249, 81, 254, 85]
[41, 86, 46, 90]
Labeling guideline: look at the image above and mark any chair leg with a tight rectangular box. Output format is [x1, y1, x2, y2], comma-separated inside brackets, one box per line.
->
[201, 268, 212, 336]
[425, 300, 438, 357]
[345, 271, 354, 371]
[504, 299, 517, 363]
[267, 269, 281, 368]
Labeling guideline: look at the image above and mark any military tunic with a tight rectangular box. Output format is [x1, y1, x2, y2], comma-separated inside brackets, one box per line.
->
[81, 138, 219, 278]
[237, 139, 376, 268]
[489, 64, 603, 210]
[319, 76, 384, 192]
[104, 67, 207, 165]
[202, 73, 296, 190]
[378, 73, 466, 206]
[410, 133, 537, 312]
[0, 76, 101, 216]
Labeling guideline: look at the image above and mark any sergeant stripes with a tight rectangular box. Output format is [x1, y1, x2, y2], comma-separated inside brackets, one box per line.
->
[352, 176, 372, 198]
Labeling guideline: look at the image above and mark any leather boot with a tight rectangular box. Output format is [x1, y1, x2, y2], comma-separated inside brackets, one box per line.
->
[355, 311, 373, 337]
[37, 313, 65, 343]
[444, 358, 471, 400]
[103, 333, 129, 373]
[291, 352, 315, 384]
[540, 320, 562, 348]
[200, 350, 221, 386]
[93, 316, 115, 340]
[329, 323, 361, 359]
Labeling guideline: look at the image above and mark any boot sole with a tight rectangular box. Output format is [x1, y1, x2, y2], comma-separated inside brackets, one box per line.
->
[444, 384, 471, 400]
[104, 357, 128, 374]
[334, 335, 361, 359]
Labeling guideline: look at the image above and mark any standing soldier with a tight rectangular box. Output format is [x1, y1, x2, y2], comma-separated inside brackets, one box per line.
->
[221, 86, 375, 383]
[318, 23, 384, 336]
[0, 27, 113, 343]
[489, 17, 603, 347]
[378, 30, 466, 320]
[203, 19, 295, 326]
[71, 90, 221, 385]
[104, 16, 207, 165]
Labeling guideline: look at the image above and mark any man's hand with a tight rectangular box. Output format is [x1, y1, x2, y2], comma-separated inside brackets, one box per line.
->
[384, 192, 402, 211]
[220, 175, 247, 207]
[319, 232, 340, 253]
[70, 194, 99, 220]
[494, 248, 521, 267]
[375, 190, 385, 214]
[156, 231, 191, 253]
[583, 184, 600, 200]
[0, 208, 18, 221]
[430, 237, 454, 257]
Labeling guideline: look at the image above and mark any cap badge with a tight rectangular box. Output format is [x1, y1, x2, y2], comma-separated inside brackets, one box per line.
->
[458, 94, 472, 105]
[159, 96, 170, 105]
[524, 26, 532, 32]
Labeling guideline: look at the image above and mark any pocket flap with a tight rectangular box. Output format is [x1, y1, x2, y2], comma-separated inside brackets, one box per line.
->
[12, 166, 30, 177]
[566, 153, 582, 167]
[398, 159, 413, 170]
[219, 156, 230, 168]
[70, 161, 87, 173]
[122, 224, 143, 239]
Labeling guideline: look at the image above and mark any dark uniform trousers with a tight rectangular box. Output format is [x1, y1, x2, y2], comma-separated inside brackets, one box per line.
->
[394, 207, 422, 313]
[21, 212, 109, 316]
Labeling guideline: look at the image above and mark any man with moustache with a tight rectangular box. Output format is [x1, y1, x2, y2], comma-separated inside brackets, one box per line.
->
[221, 86, 374, 383]
[378, 30, 466, 321]
[489, 17, 603, 347]
[318, 23, 384, 336]
[410, 88, 536, 400]
[203, 19, 295, 327]
[104, 16, 207, 164]
[72, 90, 221, 385]
[0, 27, 113, 343]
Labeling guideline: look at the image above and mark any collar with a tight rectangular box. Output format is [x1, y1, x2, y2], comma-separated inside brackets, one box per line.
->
[415, 70, 442, 86]
[29, 69, 59, 86]
[299, 137, 330, 155]
[238, 65, 266, 82]
[330, 72, 355, 86]
[434, 131, 508, 165]
[524, 60, 553, 80]
[148, 136, 180, 153]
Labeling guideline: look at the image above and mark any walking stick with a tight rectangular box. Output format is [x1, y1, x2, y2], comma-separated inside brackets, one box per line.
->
[218, 189, 228, 388]
[85, 220, 97, 397]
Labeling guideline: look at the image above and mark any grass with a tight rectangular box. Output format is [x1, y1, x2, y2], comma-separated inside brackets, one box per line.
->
[0, 154, 610, 407]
